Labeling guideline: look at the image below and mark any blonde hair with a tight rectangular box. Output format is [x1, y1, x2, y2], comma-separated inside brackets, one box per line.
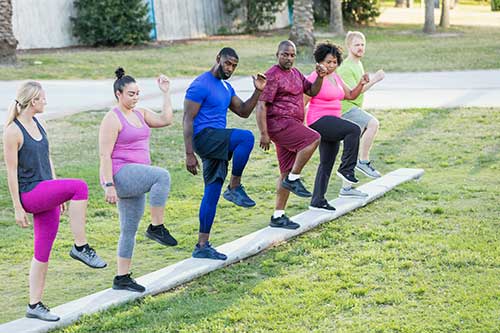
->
[5, 81, 43, 128]
[345, 31, 366, 48]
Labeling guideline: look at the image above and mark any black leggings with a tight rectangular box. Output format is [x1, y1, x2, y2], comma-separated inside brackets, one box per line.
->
[309, 116, 361, 205]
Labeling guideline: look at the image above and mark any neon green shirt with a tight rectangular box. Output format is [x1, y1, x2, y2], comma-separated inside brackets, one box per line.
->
[337, 58, 364, 113]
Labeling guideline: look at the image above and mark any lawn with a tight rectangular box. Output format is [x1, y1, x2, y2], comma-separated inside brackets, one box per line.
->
[1, 23, 500, 81]
[0, 106, 498, 331]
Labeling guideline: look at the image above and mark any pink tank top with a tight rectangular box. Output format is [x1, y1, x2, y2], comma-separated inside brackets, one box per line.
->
[306, 71, 345, 126]
[111, 107, 151, 175]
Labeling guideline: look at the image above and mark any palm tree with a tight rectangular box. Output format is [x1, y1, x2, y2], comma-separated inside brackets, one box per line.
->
[289, 0, 315, 50]
[423, 0, 436, 33]
[439, 0, 450, 28]
[0, 0, 18, 64]
[330, 0, 344, 35]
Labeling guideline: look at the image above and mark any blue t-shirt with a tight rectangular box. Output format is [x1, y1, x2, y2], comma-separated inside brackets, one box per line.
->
[185, 71, 236, 135]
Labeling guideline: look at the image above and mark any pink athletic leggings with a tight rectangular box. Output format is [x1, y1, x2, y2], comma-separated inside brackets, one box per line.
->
[20, 179, 89, 262]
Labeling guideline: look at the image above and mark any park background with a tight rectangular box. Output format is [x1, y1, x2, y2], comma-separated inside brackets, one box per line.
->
[0, 0, 499, 331]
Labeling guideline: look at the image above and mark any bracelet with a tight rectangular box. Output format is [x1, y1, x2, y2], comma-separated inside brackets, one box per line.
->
[104, 182, 114, 187]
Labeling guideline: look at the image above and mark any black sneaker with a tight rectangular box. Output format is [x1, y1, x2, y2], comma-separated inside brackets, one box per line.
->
[145, 224, 178, 246]
[336, 170, 359, 184]
[112, 273, 145, 293]
[281, 177, 312, 197]
[309, 201, 336, 212]
[269, 215, 300, 229]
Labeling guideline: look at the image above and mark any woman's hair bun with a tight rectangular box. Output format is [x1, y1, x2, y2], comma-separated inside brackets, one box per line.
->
[115, 67, 125, 79]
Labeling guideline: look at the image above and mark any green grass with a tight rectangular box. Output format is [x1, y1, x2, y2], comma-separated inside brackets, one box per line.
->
[1, 23, 500, 81]
[0, 106, 498, 331]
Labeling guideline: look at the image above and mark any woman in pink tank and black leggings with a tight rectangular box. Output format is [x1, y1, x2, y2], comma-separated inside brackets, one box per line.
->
[3, 81, 107, 322]
[99, 68, 176, 293]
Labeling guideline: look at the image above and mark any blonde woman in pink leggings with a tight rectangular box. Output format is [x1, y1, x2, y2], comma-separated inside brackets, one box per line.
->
[3, 81, 106, 322]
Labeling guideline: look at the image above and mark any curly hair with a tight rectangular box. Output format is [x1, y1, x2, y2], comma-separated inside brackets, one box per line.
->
[313, 42, 343, 66]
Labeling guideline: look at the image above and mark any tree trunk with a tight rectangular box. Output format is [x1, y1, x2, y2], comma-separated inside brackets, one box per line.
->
[439, 0, 450, 27]
[0, 0, 18, 64]
[289, 0, 315, 50]
[423, 0, 436, 33]
[330, 0, 344, 35]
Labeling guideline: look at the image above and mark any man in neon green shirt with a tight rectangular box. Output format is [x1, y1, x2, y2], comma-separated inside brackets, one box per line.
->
[337, 31, 385, 178]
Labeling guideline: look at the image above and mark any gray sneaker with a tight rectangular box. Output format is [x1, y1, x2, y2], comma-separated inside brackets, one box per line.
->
[356, 160, 381, 178]
[339, 187, 369, 198]
[70, 245, 107, 269]
[26, 302, 60, 321]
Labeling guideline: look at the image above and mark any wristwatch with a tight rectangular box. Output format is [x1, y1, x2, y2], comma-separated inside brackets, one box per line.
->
[104, 182, 114, 187]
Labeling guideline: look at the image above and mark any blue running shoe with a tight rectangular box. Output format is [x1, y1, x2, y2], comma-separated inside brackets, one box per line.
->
[192, 242, 227, 260]
[222, 184, 256, 208]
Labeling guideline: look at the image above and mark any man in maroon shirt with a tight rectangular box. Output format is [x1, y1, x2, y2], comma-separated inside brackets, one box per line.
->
[256, 40, 327, 229]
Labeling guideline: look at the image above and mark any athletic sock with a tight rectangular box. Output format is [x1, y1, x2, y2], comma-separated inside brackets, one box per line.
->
[150, 224, 162, 230]
[74, 243, 89, 252]
[288, 173, 300, 181]
[28, 302, 41, 309]
[359, 160, 369, 164]
[273, 210, 285, 219]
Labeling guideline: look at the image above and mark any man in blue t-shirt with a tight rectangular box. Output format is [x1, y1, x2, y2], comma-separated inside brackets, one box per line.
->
[183, 47, 267, 260]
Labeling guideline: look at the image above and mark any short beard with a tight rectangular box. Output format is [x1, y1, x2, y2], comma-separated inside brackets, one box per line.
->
[218, 65, 231, 80]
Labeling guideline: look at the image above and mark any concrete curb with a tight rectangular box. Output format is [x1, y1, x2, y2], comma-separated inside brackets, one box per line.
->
[0, 168, 424, 333]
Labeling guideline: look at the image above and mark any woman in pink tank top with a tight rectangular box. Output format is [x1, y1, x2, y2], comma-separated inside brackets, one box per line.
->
[99, 67, 177, 292]
[304, 42, 370, 211]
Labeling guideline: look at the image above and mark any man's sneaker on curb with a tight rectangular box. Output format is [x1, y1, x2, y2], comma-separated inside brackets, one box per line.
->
[192, 242, 227, 260]
[112, 273, 146, 293]
[281, 177, 312, 197]
[145, 224, 178, 246]
[336, 170, 359, 184]
[26, 302, 60, 321]
[356, 160, 381, 178]
[309, 201, 336, 212]
[223, 184, 256, 208]
[69, 244, 107, 269]
[269, 214, 300, 229]
[339, 187, 369, 198]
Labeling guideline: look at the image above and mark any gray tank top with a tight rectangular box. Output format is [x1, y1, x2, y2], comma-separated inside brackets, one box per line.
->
[14, 117, 53, 193]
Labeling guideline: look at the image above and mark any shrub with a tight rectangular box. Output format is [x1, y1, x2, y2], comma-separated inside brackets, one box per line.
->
[222, 0, 287, 33]
[492, 0, 500, 11]
[342, 0, 380, 25]
[313, 0, 380, 25]
[71, 0, 152, 46]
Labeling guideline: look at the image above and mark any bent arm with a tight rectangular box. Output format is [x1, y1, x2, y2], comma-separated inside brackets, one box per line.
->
[229, 89, 262, 118]
[305, 75, 324, 97]
[342, 80, 365, 100]
[141, 92, 173, 128]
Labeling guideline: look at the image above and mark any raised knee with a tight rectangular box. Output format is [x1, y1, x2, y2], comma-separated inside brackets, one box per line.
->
[156, 168, 170, 185]
[74, 179, 89, 199]
[313, 136, 321, 147]
[242, 130, 255, 147]
[370, 118, 380, 129]
[352, 124, 361, 136]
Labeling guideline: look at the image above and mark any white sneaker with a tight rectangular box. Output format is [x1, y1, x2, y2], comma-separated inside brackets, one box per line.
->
[339, 187, 368, 198]
[26, 302, 60, 321]
[356, 160, 382, 178]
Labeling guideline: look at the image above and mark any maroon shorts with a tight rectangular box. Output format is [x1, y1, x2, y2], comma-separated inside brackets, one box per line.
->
[268, 117, 320, 174]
